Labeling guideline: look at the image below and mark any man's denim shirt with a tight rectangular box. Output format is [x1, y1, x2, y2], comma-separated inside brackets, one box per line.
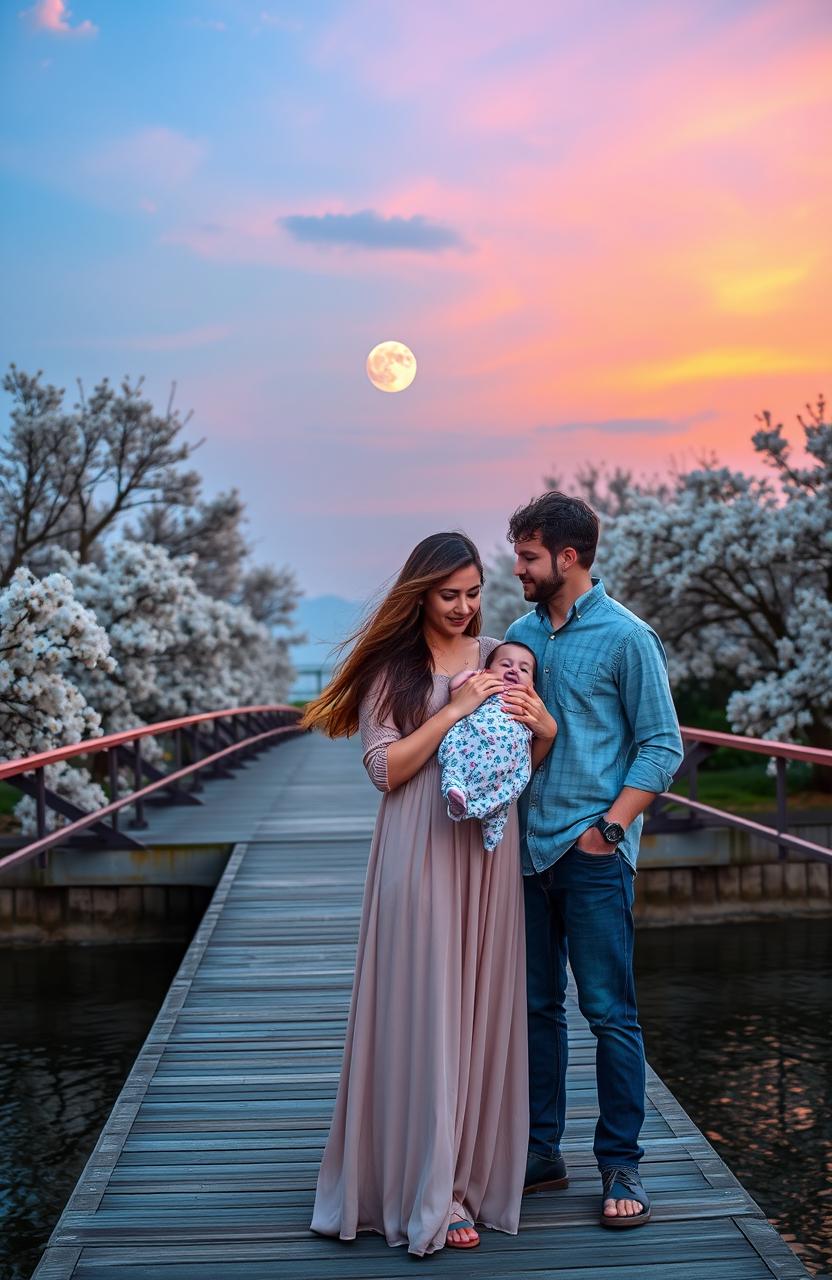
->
[504, 578, 683, 875]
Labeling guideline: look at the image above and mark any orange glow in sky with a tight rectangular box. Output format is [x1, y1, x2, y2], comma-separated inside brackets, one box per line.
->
[3, 0, 831, 593]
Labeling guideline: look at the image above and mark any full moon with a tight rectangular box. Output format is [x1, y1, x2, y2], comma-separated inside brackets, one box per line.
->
[366, 340, 417, 393]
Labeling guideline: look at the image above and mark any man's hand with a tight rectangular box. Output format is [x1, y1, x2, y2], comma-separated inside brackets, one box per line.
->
[501, 686, 557, 741]
[575, 822, 617, 855]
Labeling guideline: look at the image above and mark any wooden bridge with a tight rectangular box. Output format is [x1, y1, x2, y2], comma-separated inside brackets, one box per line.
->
[27, 730, 812, 1280]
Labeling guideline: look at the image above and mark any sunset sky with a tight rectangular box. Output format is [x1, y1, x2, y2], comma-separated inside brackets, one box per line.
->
[2, 0, 830, 598]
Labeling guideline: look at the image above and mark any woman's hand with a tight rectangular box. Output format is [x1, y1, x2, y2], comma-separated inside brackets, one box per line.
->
[501, 686, 557, 741]
[448, 670, 505, 719]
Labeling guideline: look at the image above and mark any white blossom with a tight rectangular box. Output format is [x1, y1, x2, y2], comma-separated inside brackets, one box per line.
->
[57, 540, 294, 730]
[1, 364, 300, 834]
[489, 398, 832, 754]
[0, 566, 113, 831]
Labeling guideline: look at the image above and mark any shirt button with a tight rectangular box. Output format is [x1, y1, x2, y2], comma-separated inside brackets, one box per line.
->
[544, 667, 550, 673]
[549, 633, 556, 640]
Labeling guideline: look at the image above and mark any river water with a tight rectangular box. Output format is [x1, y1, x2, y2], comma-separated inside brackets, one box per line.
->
[1, 919, 829, 1279]
[0, 944, 187, 1280]
[635, 918, 831, 1276]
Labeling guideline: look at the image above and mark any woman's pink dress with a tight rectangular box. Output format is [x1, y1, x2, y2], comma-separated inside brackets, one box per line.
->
[310, 635, 529, 1256]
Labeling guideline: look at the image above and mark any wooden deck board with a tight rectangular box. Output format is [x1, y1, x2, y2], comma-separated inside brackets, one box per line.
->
[32, 734, 810, 1279]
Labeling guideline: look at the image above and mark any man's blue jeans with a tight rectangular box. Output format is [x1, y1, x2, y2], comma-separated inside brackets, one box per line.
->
[524, 845, 645, 1169]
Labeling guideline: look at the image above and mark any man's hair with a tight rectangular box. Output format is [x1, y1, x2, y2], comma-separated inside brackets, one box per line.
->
[485, 641, 537, 675]
[507, 491, 599, 569]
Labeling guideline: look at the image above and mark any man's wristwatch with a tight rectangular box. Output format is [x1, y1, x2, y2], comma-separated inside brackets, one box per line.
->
[594, 816, 625, 845]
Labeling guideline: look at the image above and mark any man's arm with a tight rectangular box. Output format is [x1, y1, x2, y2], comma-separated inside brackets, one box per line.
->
[576, 626, 683, 853]
[616, 626, 684, 792]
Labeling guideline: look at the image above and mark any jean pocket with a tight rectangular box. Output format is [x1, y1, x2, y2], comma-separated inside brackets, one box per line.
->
[573, 845, 619, 862]
[558, 663, 598, 714]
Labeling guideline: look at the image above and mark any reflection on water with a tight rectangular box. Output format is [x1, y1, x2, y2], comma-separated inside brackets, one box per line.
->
[636, 917, 832, 1276]
[1, 922, 829, 1278]
[0, 944, 186, 1280]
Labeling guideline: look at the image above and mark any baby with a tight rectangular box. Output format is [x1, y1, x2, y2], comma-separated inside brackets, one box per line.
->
[438, 641, 538, 852]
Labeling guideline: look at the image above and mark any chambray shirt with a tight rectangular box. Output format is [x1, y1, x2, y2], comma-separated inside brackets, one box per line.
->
[504, 578, 683, 874]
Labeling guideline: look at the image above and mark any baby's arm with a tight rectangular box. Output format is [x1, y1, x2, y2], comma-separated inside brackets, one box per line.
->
[448, 667, 484, 693]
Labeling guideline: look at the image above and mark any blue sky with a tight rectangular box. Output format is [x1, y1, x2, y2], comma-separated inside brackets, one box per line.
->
[3, 0, 830, 598]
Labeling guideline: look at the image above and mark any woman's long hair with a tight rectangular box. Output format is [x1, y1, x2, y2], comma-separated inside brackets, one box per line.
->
[301, 532, 484, 738]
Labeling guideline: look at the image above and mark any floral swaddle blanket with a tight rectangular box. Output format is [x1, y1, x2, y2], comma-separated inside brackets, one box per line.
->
[438, 694, 532, 851]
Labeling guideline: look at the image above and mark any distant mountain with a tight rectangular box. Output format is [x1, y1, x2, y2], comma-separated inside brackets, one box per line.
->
[290, 594, 364, 670]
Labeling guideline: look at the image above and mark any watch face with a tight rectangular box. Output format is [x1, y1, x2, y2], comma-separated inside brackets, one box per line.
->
[605, 822, 625, 844]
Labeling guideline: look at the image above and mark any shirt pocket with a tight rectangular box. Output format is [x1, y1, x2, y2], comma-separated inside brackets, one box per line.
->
[558, 662, 599, 714]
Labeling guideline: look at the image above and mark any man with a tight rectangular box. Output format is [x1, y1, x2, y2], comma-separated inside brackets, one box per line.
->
[504, 491, 683, 1228]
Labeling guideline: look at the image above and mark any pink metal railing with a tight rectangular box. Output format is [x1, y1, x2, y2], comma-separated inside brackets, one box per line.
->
[2, 717, 829, 872]
[650, 727, 832, 863]
[0, 705, 304, 873]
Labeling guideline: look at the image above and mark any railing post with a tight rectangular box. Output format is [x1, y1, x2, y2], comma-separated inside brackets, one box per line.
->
[236, 714, 249, 759]
[131, 736, 148, 829]
[35, 766, 48, 870]
[172, 728, 183, 793]
[776, 756, 788, 860]
[189, 725, 204, 792]
[108, 749, 119, 834]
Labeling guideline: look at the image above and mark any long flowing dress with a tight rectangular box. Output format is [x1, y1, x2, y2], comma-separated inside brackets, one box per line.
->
[310, 635, 529, 1256]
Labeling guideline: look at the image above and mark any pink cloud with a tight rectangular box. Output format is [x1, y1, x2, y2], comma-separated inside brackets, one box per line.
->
[20, 0, 97, 37]
[313, 1, 551, 98]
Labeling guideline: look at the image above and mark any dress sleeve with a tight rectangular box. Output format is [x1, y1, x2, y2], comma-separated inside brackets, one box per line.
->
[359, 672, 402, 793]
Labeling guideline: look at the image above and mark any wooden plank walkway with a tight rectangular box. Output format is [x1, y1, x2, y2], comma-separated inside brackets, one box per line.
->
[33, 733, 810, 1279]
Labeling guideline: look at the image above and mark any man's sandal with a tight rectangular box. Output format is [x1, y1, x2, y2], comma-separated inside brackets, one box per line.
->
[599, 1165, 651, 1228]
[446, 1215, 480, 1249]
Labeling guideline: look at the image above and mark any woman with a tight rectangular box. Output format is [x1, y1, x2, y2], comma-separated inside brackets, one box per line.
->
[303, 532, 556, 1255]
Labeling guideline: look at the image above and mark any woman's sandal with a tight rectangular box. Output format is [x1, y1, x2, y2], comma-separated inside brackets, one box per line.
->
[446, 1213, 480, 1249]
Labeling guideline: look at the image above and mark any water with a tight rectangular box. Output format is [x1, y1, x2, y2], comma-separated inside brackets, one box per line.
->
[1, 922, 829, 1278]
[0, 944, 187, 1280]
[635, 918, 832, 1276]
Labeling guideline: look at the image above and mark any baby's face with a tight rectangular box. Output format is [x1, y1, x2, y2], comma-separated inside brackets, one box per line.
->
[490, 644, 534, 688]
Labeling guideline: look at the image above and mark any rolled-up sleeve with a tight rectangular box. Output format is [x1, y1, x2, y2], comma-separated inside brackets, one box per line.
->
[359, 673, 402, 793]
[616, 627, 683, 793]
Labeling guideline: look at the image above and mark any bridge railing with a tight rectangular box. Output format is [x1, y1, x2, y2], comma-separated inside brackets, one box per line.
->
[3, 716, 830, 871]
[647, 727, 832, 864]
[0, 705, 304, 874]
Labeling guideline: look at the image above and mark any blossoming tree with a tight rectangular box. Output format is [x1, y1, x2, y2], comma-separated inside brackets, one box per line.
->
[60, 541, 294, 729]
[0, 567, 114, 827]
[1, 367, 301, 828]
[486, 399, 831, 768]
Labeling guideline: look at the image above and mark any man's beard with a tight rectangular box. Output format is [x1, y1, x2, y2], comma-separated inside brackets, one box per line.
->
[523, 565, 564, 605]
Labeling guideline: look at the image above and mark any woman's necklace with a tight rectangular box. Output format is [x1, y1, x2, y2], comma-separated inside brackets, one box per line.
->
[431, 638, 479, 677]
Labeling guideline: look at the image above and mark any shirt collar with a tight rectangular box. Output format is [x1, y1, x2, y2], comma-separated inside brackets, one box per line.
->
[536, 576, 606, 628]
